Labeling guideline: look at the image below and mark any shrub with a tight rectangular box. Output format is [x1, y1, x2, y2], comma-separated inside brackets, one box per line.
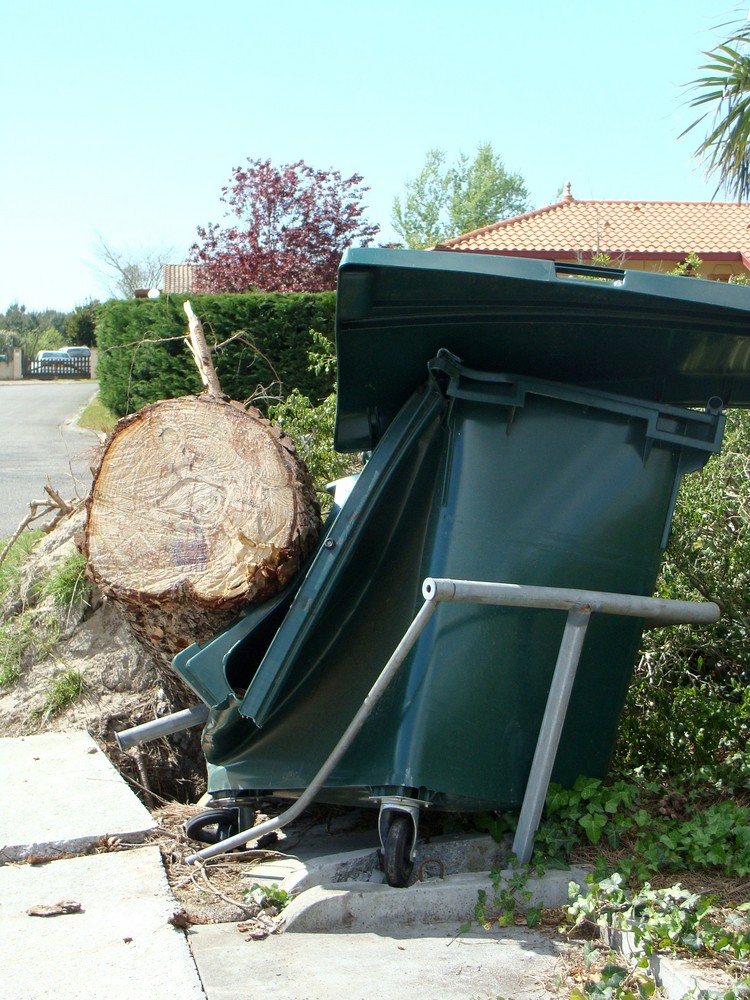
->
[616, 409, 750, 773]
[269, 332, 362, 512]
[64, 301, 99, 347]
[95, 292, 336, 416]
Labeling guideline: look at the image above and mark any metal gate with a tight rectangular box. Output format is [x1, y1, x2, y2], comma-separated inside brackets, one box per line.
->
[23, 355, 91, 379]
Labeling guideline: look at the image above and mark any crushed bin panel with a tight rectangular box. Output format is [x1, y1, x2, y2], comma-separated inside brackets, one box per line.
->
[185, 352, 723, 811]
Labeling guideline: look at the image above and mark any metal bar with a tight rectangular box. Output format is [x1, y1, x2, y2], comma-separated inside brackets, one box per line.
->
[186, 598, 439, 863]
[422, 578, 720, 625]
[511, 609, 591, 865]
[188, 575, 719, 866]
[422, 576, 719, 867]
[115, 704, 210, 751]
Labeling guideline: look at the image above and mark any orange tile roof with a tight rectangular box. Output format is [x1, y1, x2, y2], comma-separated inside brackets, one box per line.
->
[437, 185, 750, 261]
[162, 264, 201, 294]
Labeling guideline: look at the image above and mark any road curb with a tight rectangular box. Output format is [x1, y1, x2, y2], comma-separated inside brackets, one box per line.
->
[281, 866, 591, 932]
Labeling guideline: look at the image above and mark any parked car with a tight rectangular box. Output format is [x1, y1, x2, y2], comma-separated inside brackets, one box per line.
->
[35, 350, 70, 362]
[62, 346, 91, 359]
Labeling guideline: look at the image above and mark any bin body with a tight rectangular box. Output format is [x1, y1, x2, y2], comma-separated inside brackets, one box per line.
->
[181, 352, 723, 811]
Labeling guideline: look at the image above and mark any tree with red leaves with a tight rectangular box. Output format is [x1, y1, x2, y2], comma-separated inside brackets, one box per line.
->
[190, 159, 380, 293]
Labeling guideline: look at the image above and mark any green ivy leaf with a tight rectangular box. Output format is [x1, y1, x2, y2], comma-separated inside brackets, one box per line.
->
[580, 812, 608, 844]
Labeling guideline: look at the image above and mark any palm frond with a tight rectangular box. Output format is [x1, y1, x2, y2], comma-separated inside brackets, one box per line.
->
[683, 26, 750, 201]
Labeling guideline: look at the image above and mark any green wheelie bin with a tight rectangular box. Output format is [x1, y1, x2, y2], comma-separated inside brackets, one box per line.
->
[172, 250, 750, 882]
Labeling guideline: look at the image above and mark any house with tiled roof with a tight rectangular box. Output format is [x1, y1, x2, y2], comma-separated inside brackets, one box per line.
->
[436, 183, 750, 281]
[162, 263, 202, 294]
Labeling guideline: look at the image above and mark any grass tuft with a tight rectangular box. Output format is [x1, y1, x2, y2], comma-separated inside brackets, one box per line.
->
[37, 551, 90, 613]
[76, 394, 116, 435]
[0, 530, 43, 602]
[43, 668, 85, 716]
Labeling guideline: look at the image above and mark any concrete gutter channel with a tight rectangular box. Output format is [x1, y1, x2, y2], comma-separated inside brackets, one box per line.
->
[0, 732, 729, 1000]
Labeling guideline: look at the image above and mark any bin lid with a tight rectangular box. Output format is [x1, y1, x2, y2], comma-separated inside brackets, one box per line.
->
[335, 249, 750, 451]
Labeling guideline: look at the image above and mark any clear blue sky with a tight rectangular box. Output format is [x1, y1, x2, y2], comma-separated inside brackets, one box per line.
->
[0, 0, 743, 312]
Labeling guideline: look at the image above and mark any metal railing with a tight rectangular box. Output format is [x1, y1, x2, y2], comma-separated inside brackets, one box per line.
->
[176, 577, 718, 865]
[423, 580, 718, 865]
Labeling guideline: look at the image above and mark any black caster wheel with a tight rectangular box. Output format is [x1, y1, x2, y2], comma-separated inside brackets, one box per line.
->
[383, 813, 414, 888]
[185, 807, 240, 846]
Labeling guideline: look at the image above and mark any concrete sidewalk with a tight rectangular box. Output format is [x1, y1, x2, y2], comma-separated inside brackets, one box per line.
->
[0, 846, 205, 1000]
[189, 923, 571, 1000]
[1, 731, 581, 1000]
[1, 730, 155, 862]
[0, 732, 203, 1000]
[0, 730, 734, 1000]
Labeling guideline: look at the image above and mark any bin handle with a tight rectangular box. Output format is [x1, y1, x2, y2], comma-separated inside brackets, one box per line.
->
[554, 260, 625, 283]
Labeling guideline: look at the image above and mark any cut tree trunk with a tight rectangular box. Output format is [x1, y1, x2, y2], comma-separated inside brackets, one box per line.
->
[83, 394, 321, 668]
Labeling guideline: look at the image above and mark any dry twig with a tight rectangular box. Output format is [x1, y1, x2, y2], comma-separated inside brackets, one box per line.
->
[0, 486, 77, 567]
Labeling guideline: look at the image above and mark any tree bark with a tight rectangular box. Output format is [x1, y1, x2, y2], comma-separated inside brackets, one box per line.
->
[83, 394, 321, 667]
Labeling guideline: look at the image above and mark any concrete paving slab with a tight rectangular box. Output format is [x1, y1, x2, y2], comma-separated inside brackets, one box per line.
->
[189, 922, 571, 1000]
[0, 732, 730, 1000]
[0, 731, 155, 861]
[0, 845, 205, 1000]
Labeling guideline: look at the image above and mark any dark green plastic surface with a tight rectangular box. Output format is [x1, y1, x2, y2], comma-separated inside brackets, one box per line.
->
[335, 249, 750, 451]
[183, 355, 723, 811]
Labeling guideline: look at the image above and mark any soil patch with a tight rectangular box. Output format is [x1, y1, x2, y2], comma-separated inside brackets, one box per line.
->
[0, 503, 205, 803]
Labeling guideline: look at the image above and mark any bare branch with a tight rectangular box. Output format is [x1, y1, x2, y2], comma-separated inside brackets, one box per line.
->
[93, 235, 178, 299]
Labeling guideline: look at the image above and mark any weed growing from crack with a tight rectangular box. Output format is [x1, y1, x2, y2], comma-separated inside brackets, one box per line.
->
[244, 882, 290, 912]
[458, 862, 541, 933]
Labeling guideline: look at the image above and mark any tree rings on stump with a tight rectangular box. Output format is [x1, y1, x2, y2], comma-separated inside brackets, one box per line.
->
[83, 395, 321, 664]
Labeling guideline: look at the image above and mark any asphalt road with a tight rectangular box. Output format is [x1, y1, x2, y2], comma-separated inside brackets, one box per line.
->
[0, 380, 100, 539]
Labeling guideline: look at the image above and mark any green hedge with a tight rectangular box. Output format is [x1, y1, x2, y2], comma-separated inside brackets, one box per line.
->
[96, 292, 336, 417]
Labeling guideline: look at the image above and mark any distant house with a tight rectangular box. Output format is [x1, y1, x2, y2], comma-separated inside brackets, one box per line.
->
[162, 264, 202, 294]
[436, 183, 750, 281]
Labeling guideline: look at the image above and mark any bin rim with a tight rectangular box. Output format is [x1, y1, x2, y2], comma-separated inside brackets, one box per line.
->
[334, 248, 750, 451]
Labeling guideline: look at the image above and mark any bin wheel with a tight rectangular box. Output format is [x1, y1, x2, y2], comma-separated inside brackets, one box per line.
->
[185, 808, 239, 846]
[383, 813, 414, 888]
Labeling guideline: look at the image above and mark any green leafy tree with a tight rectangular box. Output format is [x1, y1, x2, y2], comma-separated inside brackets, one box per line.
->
[391, 143, 530, 248]
[64, 301, 98, 347]
[448, 143, 530, 236]
[2, 303, 36, 335]
[391, 149, 450, 250]
[0, 304, 67, 359]
[34, 327, 64, 352]
[684, 17, 750, 199]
